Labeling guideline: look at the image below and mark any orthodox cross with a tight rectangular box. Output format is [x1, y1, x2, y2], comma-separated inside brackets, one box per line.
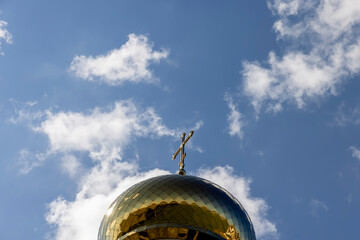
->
[172, 131, 194, 175]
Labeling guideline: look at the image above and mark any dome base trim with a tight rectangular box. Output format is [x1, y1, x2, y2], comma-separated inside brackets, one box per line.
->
[118, 223, 225, 240]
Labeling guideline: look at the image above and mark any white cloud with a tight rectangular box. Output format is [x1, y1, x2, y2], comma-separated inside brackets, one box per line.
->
[61, 154, 81, 177]
[11, 100, 179, 173]
[0, 20, 12, 55]
[242, 0, 360, 114]
[198, 166, 277, 239]
[349, 146, 360, 161]
[267, 0, 314, 16]
[11, 99, 204, 174]
[225, 93, 245, 139]
[34, 100, 176, 162]
[243, 51, 340, 113]
[269, 0, 360, 41]
[69, 34, 169, 85]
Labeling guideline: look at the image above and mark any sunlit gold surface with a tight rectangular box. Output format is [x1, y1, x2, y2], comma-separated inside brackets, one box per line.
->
[98, 174, 256, 240]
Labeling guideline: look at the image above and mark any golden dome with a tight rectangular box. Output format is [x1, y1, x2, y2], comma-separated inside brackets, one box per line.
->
[98, 174, 256, 240]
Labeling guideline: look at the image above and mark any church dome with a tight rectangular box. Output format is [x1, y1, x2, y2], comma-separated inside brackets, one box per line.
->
[98, 174, 256, 240]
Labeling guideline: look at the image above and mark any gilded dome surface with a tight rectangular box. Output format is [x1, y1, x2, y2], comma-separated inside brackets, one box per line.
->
[98, 174, 256, 240]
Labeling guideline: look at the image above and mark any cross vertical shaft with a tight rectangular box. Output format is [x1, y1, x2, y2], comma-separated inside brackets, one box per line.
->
[172, 131, 194, 175]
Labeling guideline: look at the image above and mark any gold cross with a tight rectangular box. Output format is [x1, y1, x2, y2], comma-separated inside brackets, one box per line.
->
[172, 131, 194, 175]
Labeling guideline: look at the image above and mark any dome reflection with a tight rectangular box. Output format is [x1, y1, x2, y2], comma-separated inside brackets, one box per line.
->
[98, 174, 256, 240]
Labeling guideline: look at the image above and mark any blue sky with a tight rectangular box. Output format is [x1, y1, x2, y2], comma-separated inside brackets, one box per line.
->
[1, 0, 360, 239]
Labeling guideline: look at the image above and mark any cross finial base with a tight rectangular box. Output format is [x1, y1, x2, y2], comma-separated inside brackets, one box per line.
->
[178, 169, 186, 175]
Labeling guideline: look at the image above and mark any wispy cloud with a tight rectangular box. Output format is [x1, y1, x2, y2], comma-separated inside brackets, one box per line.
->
[346, 194, 353, 204]
[334, 102, 360, 126]
[69, 34, 169, 85]
[310, 198, 328, 220]
[17, 149, 46, 174]
[0, 20, 12, 55]
[225, 93, 245, 139]
[242, 0, 360, 114]
[349, 146, 360, 161]
[8, 99, 44, 125]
